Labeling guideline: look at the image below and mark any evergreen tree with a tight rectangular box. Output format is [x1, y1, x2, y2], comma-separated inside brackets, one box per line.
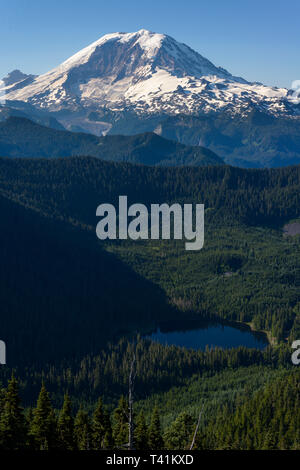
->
[0, 387, 5, 415]
[148, 407, 164, 450]
[30, 383, 57, 450]
[57, 393, 75, 450]
[102, 411, 114, 450]
[91, 398, 106, 450]
[74, 405, 91, 450]
[164, 412, 194, 450]
[25, 407, 35, 449]
[112, 396, 128, 448]
[135, 410, 148, 450]
[0, 375, 26, 450]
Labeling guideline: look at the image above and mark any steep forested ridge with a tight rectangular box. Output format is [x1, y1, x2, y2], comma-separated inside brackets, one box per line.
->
[0, 117, 222, 166]
[0, 192, 172, 365]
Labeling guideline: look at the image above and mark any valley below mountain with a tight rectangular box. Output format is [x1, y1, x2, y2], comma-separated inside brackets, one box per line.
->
[0, 156, 299, 368]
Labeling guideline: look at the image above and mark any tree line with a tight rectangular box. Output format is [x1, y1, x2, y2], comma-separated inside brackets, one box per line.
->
[1, 370, 299, 451]
[0, 375, 166, 451]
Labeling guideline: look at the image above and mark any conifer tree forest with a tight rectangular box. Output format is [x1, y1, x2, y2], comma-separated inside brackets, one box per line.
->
[0, 370, 299, 450]
[0, 155, 299, 450]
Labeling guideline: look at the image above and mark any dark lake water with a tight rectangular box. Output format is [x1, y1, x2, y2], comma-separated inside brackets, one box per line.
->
[147, 321, 268, 350]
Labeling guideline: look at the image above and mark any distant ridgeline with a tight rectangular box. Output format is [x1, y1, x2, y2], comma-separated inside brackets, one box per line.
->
[0, 116, 222, 166]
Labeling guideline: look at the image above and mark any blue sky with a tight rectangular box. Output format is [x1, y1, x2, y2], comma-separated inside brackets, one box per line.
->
[1, 0, 299, 88]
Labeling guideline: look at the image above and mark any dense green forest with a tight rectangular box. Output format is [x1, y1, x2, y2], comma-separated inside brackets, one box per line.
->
[0, 368, 299, 450]
[0, 336, 292, 406]
[0, 192, 173, 365]
[0, 156, 299, 450]
[0, 156, 299, 226]
[0, 157, 299, 348]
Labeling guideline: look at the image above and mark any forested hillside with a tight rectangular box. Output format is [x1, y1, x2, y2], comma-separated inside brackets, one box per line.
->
[156, 110, 300, 168]
[0, 192, 175, 366]
[0, 156, 299, 450]
[0, 157, 299, 345]
[0, 368, 299, 450]
[0, 156, 299, 226]
[0, 117, 222, 166]
[196, 370, 300, 449]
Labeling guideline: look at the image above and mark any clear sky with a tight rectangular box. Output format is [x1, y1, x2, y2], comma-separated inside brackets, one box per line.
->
[1, 0, 299, 89]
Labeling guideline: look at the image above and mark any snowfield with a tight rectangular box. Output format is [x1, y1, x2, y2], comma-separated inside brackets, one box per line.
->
[1, 29, 297, 123]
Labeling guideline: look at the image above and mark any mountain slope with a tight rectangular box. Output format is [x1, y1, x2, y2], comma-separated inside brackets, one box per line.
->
[154, 109, 300, 168]
[0, 116, 223, 166]
[0, 157, 299, 346]
[0, 190, 172, 366]
[2, 29, 300, 168]
[2, 69, 37, 90]
[0, 104, 65, 130]
[0, 156, 299, 228]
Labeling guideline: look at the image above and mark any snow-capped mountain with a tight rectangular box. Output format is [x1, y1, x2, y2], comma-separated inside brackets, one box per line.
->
[2, 29, 296, 127]
[2, 70, 37, 94]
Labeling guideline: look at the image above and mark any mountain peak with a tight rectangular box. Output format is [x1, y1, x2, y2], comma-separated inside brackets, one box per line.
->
[75, 29, 229, 77]
[2, 69, 36, 87]
[3, 29, 292, 124]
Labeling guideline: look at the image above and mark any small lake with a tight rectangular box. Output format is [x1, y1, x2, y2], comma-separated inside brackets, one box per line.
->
[146, 320, 268, 350]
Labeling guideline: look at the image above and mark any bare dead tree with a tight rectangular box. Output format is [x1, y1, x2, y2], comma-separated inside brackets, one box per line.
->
[128, 353, 137, 450]
[189, 403, 205, 450]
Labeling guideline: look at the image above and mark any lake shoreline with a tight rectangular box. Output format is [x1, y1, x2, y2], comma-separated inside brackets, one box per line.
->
[235, 320, 276, 346]
[145, 315, 269, 351]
